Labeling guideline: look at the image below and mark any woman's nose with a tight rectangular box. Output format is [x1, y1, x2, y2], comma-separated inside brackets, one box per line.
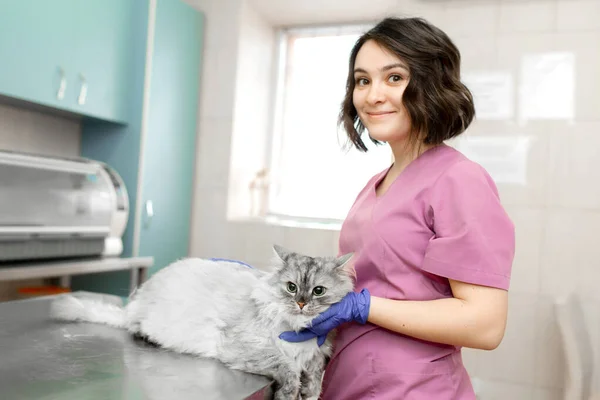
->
[366, 82, 385, 105]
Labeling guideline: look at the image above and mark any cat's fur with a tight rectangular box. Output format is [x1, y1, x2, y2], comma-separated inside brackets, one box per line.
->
[50, 245, 354, 400]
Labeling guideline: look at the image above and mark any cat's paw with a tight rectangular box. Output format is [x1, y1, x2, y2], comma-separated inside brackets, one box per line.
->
[299, 388, 322, 400]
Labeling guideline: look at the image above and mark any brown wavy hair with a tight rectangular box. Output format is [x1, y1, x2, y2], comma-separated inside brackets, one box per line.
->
[340, 17, 475, 152]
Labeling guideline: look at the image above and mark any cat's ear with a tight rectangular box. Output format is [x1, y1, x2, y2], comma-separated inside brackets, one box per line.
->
[272, 244, 291, 263]
[335, 252, 356, 279]
[335, 253, 354, 269]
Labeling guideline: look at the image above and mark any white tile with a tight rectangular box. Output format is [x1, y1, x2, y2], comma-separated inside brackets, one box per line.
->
[398, 0, 448, 31]
[194, 117, 233, 189]
[470, 379, 534, 400]
[454, 36, 498, 72]
[331, 228, 341, 256]
[476, 293, 537, 385]
[495, 32, 562, 125]
[557, 0, 600, 32]
[462, 347, 481, 376]
[539, 210, 600, 298]
[201, 0, 242, 50]
[499, 0, 557, 33]
[443, 1, 500, 37]
[235, 222, 286, 270]
[496, 33, 558, 72]
[581, 298, 600, 393]
[547, 127, 600, 210]
[199, 47, 238, 120]
[282, 227, 336, 258]
[488, 133, 549, 208]
[503, 207, 545, 294]
[188, 188, 231, 257]
[534, 294, 567, 389]
[453, 130, 550, 208]
[532, 387, 563, 400]
[555, 32, 600, 122]
[536, 289, 600, 393]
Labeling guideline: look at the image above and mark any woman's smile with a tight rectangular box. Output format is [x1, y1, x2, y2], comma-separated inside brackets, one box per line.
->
[366, 111, 396, 119]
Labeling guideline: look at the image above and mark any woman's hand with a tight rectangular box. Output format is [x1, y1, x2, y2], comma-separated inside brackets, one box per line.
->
[279, 288, 371, 346]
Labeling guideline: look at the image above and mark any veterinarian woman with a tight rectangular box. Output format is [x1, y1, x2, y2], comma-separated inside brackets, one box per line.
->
[280, 17, 515, 399]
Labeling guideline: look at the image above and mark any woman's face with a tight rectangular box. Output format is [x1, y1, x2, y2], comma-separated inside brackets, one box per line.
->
[352, 40, 412, 145]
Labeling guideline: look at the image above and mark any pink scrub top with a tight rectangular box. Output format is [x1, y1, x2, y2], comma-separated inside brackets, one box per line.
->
[320, 144, 515, 400]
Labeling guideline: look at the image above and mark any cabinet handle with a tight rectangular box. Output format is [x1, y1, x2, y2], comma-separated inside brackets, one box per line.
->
[78, 74, 88, 105]
[57, 67, 66, 100]
[144, 200, 154, 228]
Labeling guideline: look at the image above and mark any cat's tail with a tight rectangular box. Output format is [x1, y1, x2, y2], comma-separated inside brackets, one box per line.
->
[49, 294, 127, 329]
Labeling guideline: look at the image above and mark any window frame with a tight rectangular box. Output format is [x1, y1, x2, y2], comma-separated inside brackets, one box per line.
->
[264, 23, 375, 226]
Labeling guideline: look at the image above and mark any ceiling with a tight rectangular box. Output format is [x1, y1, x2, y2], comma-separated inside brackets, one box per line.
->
[247, 0, 404, 27]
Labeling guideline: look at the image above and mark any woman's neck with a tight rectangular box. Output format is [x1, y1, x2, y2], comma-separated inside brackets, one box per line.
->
[389, 139, 436, 175]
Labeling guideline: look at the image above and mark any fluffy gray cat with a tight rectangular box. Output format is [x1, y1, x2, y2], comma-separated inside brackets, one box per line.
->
[50, 245, 354, 400]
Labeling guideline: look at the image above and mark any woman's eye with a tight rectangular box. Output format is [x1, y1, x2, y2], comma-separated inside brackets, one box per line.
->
[355, 78, 369, 86]
[287, 282, 297, 293]
[388, 74, 402, 83]
[312, 286, 326, 297]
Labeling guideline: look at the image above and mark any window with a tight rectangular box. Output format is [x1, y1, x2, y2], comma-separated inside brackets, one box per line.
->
[266, 25, 392, 224]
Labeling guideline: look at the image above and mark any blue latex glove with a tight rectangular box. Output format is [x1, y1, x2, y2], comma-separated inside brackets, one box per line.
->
[279, 288, 371, 346]
[209, 257, 254, 269]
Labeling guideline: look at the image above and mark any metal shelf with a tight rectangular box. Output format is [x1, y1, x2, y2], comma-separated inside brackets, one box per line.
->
[0, 256, 154, 293]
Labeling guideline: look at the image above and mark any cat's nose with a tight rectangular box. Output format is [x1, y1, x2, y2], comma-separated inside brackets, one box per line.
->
[297, 302, 305, 309]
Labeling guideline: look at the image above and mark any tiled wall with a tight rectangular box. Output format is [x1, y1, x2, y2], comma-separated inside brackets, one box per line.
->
[188, 0, 600, 399]
[0, 103, 80, 156]
[0, 103, 81, 300]
[431, 1, 600, 399]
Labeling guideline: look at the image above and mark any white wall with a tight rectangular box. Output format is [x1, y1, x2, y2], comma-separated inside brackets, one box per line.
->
[228, 0, 277, 220]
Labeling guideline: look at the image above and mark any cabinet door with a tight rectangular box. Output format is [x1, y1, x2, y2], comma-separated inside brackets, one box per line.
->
[138, 0, 203, 275]
[72, 0, 136, 123]
[0, 0, 76, 109]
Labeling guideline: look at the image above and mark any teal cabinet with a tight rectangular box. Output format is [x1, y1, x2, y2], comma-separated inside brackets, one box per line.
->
[0, 0, 76, 110]
[0, 0, 135, 123]
[73, 0, 204, 295]
[138, 0, 203, 275]
[72, 0, 137, 123]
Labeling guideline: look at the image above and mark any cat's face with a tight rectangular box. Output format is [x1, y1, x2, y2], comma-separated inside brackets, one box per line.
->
[269, 245, 355, 318]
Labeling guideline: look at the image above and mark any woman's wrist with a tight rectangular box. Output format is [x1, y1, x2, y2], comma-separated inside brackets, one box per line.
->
[353, 288, 371, 324]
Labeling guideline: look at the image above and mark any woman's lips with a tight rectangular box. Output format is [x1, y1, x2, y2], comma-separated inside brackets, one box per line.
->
[366, 111, 396, 119]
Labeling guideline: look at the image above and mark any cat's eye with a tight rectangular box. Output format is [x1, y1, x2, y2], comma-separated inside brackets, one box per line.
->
[312, 286, 326, 297]
[286, 282, 297, 293]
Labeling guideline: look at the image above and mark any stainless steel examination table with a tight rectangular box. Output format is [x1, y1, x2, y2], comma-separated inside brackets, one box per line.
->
[0, 294, 274, 400]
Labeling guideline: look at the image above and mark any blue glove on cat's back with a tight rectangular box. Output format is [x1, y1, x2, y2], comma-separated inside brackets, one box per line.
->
[279, 288, 371, 346]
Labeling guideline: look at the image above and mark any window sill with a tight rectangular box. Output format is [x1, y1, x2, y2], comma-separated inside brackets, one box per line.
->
[230, 215, 342, 231]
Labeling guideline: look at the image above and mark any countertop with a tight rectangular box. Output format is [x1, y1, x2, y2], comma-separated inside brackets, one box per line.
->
[0, 294, 273, 400]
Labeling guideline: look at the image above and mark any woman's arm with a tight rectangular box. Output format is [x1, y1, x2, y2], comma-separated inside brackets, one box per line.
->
[279, 280, 509, 351]
[368, 279, 508, 350]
